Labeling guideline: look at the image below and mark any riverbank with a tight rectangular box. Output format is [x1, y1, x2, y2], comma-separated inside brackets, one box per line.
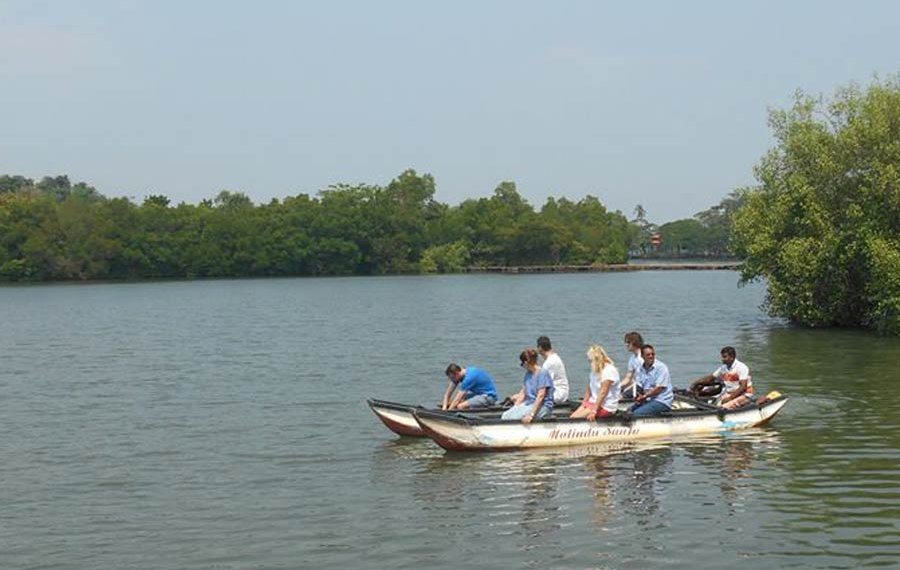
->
[466, 261, 741, 273]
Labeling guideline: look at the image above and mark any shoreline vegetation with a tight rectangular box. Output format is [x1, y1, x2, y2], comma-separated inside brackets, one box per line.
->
[466, 261, 740, 273]
[0, 172, 735, 283]
[732, 78, 900, 335]
[1, 78, 897, 334]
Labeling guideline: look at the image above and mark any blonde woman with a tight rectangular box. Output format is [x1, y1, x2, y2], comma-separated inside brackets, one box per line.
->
[570, 345, 621, 421]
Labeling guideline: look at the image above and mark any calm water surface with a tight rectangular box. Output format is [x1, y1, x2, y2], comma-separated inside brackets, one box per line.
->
[1, 272, 899, 569]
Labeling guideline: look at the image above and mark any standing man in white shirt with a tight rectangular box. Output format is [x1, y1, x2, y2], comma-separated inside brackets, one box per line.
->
[537, 335, 569, 404]
[618, 331, 644, 399]
[689, 346, 754, 409]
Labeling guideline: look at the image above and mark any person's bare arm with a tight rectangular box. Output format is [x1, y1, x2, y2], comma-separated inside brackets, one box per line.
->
[690, 373, 716, 391]
[620, 370, 635, 391]
[636, 385, 663, 403]
[441, 381, 457, 410]
[720, 379, 749, 404]
[588, 380, 613, 421]
[523, 388, 547, 424]
[448, 388, 468, 410]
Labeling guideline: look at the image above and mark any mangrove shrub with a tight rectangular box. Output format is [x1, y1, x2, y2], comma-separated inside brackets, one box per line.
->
[733, 78, 900, 334]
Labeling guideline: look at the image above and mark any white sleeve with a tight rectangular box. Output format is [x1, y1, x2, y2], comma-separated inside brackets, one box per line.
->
[601, 365, 620, 383]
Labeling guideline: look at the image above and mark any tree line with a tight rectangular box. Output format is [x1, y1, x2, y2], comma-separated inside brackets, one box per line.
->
[5, 171, 728, 281]
[13, 79, 894, 334]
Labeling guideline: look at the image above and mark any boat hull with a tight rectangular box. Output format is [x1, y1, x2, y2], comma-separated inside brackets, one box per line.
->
[367, 398, 588, 438]
[368, 399, 429, 437]
[412, 396, 789, 451]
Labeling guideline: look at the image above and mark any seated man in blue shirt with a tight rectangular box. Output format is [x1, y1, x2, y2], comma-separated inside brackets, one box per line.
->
[442, 363, 499, 410]
[630, 344, 674, 417]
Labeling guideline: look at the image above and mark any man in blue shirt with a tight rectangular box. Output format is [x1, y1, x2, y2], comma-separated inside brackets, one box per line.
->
[442, 363, 499, 410]
[630, 344, 674, 417]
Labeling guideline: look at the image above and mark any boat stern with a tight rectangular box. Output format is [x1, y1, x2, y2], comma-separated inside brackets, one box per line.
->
[368, 399, 426, 437]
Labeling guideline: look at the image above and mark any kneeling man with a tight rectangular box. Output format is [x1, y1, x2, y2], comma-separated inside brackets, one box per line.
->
[443, 363, 499, 410]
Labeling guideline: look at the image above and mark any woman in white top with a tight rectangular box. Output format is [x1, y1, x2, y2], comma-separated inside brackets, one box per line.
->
[569, 344, 621, 420]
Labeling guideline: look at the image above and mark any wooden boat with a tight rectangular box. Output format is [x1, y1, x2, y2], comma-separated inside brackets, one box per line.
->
[368, 398, 584, 437]
[368, 399, 440, 437]
[410, 394, 789, 451]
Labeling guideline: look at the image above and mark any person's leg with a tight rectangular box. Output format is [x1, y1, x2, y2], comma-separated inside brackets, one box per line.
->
[462, 394, 495, 409]
[553, 386, 569, 404]
[722, 394, 751, 410]
[533, 406, 551, 420]
[501, 403, 532, 420]
[570, 400, 594, 418]
[632, 400, 670, 417]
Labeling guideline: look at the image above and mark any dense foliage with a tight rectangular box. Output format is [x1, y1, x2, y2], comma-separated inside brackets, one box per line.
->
[0, 170, 635, 281]
[733, 78, 900, 334]
[643, 192, 743, 257]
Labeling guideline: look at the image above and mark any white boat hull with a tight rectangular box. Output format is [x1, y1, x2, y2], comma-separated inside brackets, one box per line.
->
[368, 399, 428, 437]
[412, 397, 789, 451]
[367, 398, 589, 438]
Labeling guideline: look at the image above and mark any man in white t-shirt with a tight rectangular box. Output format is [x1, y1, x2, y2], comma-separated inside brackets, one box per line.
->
[689, 346, 754, 409]
[537, 335, 569, 404]
[618, 331, 644, 399]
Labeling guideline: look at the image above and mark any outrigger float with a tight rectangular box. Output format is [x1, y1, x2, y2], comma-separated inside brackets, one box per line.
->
[408, 394, 788, 451]
[367, 398, 583, 437]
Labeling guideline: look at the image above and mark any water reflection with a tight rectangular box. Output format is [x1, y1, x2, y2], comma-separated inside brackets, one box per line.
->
[583, 454, 615, 528]
[719, 439, 754, 506]
[626, 446, 675, 530]
[681, 432, 782, 515]
[518, 460, 562, 539]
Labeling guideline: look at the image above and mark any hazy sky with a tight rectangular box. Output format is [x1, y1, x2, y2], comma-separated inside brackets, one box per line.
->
[2, 1, 898, 221]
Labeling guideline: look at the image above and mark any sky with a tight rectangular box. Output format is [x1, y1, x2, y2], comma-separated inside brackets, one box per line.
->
[1, 1, 898, 222]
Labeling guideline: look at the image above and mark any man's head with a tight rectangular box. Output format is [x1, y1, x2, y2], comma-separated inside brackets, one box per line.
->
[445, 363, 464, 383]
[624, 331, 644, 352]
[536, 336, 552, 354]
[720, 346, 736, 366]
[641, 344, 656, 368]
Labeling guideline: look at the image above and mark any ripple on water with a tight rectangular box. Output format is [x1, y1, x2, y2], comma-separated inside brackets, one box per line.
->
[4, 275, 900, 569]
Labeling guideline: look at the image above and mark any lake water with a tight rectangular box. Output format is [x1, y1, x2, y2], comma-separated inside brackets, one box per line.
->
[1, 272, 899, 569]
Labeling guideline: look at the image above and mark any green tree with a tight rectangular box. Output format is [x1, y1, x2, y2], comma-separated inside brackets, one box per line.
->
[420, 241, 470, 273]
[629, 203, 657, 255]
[733, 78, 900, 334]
[694, 189, 747, 256]
[0, 175, 33, 194]
[657, 218, 706, 255]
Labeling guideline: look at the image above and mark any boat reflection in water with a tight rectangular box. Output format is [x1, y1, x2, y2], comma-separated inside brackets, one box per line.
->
[368, 429, 788, 566]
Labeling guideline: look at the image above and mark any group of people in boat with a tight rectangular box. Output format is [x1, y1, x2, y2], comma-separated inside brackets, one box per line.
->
[441, 332, 755, 423]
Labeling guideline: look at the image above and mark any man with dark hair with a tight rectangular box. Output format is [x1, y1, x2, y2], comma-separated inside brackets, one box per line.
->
[619, 331, 644, 397]
[689, 346, 754, 409]
[630, 344, 673, 416]
[537, 335, 569, 404]
[442, 363, 498, 410]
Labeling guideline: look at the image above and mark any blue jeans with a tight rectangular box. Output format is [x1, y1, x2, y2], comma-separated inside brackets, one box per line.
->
[464, 394, 497, 408]
[501, 403, 550, 420]
[630, 400, 670, 417]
